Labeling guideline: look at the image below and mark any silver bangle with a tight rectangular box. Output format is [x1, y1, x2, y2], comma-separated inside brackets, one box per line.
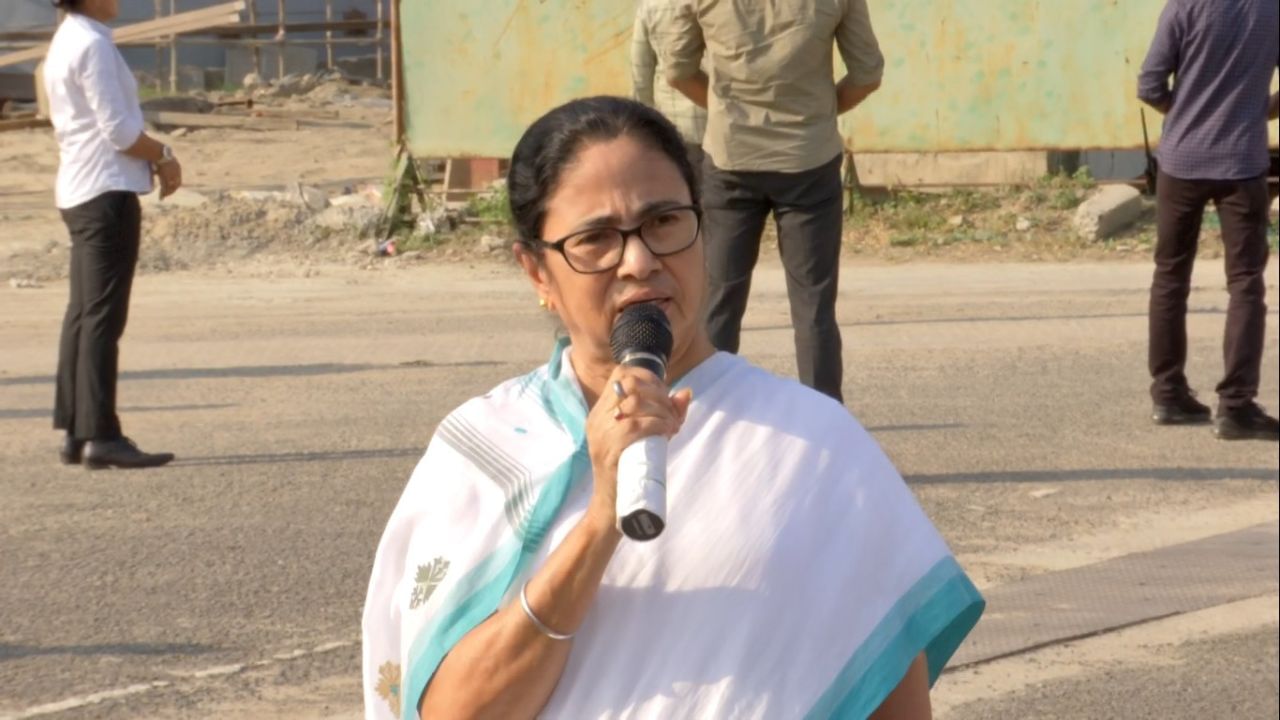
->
[519, 580, 574, 640]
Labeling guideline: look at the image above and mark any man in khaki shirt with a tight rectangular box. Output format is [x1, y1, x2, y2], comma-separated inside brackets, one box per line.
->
[658, 0, 883, 402]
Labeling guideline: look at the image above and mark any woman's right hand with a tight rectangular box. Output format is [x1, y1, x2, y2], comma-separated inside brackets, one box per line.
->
[584, 366, 692, 528]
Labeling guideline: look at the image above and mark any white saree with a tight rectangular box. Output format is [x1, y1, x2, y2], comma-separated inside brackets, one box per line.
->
[362, 339, 983, 719]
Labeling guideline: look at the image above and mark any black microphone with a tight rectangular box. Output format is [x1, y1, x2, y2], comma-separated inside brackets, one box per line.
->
[610, 303, 674, 541]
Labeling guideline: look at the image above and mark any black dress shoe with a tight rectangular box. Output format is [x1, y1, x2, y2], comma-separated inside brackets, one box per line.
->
[60, 434, 85, 465]
[1214, 403, 1280, 441]
[1152, 392, 1212, 425]
[83, 437, 175, 470]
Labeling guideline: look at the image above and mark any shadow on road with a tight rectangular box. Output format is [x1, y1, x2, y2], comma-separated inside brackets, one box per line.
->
[867, 423, 965, 433]
[906, 467, 1279, 484]
[743, 308, 1224, 333]
[0, 404, 235, 420]
[0, 642, 217, 661]
[0, 360, 507, 387]
[173, 447, 422, 467]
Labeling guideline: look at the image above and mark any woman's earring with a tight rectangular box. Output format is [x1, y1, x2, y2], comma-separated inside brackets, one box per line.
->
[538, 297, 548, 309]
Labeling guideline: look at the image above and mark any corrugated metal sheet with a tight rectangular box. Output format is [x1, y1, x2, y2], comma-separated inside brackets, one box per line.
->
[401, 0, 1280, 157]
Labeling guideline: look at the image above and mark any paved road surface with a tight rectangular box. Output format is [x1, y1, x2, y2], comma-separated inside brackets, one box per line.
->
[1, 258, 1276, 718]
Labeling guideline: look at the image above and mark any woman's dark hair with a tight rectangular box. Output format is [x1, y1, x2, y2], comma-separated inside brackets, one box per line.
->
[52, 0, 85, 10]
[507, 96, 699, 246]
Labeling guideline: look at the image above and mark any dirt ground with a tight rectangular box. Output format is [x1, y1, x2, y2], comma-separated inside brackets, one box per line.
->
[10, 80, 1271, 288]
[1, 80, 396, 282]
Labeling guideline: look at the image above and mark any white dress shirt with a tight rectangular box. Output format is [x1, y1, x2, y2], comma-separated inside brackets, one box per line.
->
[43, 13, 152, 210]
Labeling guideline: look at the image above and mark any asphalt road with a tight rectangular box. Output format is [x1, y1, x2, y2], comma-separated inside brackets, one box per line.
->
[947, 629, 1279, 720]
[1, 258, 1276, 718]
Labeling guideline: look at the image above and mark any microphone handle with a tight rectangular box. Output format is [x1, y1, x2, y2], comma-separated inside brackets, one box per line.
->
[614, 350, 669, 541]
[616, 435, 667, 541]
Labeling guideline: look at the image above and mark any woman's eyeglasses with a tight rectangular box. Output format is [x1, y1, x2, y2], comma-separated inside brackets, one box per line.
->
[528, 205, 702, 274]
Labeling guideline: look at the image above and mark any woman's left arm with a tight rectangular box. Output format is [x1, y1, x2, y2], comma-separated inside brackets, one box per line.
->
[869, 653, 932, 720]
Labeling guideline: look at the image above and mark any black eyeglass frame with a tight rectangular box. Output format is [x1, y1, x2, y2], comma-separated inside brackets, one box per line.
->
[525, 204, 703, 274]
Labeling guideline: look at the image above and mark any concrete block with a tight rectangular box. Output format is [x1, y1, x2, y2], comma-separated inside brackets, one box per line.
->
[140, 188, 209, 209]
[310, 205, 380, 235]
[330, 194, 379, 209]
[230, 190, 296, 203]
[291, 182, 330, 212]
[1073, 185, 1143, 241]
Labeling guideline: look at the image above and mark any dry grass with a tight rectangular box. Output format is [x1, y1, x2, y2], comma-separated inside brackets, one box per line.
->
[402, 174, 1279, 266]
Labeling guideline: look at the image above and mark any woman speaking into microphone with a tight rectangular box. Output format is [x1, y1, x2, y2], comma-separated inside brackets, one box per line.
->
[362, 97, 983, 720]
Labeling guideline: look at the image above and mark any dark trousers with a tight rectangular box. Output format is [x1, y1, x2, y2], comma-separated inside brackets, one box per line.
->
[54, 191, 141, 441]
[685, 143, 705, 190]
[702, 154, 844, 402]
[1149, 170, 1270, 411]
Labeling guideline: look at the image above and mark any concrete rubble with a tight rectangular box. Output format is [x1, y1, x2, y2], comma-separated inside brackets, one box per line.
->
[140, 187, 210, 209]
[478, 235, 508, 253]
[1072, 185, 1145, 241]
[311, 204, 381, 235]
[292, 182, 330, 212]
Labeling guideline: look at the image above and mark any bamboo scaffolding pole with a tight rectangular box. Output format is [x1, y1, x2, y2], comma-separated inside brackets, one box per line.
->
[275, 0, 285, 80]
[167, 0, 177, 93]
[375, 0, 384, 81]
[0, 2, 245, 69]
[247, 0, 260, 77]
[152, 0, 163, 92]
[391, 0, 402, 142]
[324, 0, 334, 70]
[114, 2, 246, 42]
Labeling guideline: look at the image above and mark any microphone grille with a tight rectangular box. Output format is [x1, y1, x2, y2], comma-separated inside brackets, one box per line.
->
[611, 303, 673, 362]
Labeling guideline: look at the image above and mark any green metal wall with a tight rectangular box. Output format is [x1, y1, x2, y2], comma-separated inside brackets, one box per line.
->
[401, 0, 1279, 157]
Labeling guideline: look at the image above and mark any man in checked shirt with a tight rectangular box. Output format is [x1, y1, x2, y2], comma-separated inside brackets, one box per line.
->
[631, 0, 708, 185]
[1138, 0, 1279, 441]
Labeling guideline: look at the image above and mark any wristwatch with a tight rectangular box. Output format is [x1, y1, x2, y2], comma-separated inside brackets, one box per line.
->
[157, 144, 176, 166]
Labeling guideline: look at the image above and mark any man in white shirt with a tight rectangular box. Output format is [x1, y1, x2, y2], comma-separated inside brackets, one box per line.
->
[44, 0, 183, 469]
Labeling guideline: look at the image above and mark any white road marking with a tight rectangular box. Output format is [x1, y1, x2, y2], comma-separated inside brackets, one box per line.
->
[0, 638, 356, 720]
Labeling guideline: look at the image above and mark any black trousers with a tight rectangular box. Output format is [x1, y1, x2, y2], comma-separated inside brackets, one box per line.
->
[701, 153, 845, 402]
[1149, 170, 1271, 411]
[53, 191, 141, 441]
[685, 143, 705, 190]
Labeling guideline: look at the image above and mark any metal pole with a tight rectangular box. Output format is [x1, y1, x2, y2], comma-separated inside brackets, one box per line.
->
[276, 0, 286, 81]
[324, 0, 334, 70]
[375, 0, 384, 81]
[247, 0, 261, 78]
[167, 0, 177, 93]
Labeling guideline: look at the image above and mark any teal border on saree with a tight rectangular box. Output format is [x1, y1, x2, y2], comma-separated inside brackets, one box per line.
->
[401, 338, 588, 719]
[804, 556, 985, 720]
